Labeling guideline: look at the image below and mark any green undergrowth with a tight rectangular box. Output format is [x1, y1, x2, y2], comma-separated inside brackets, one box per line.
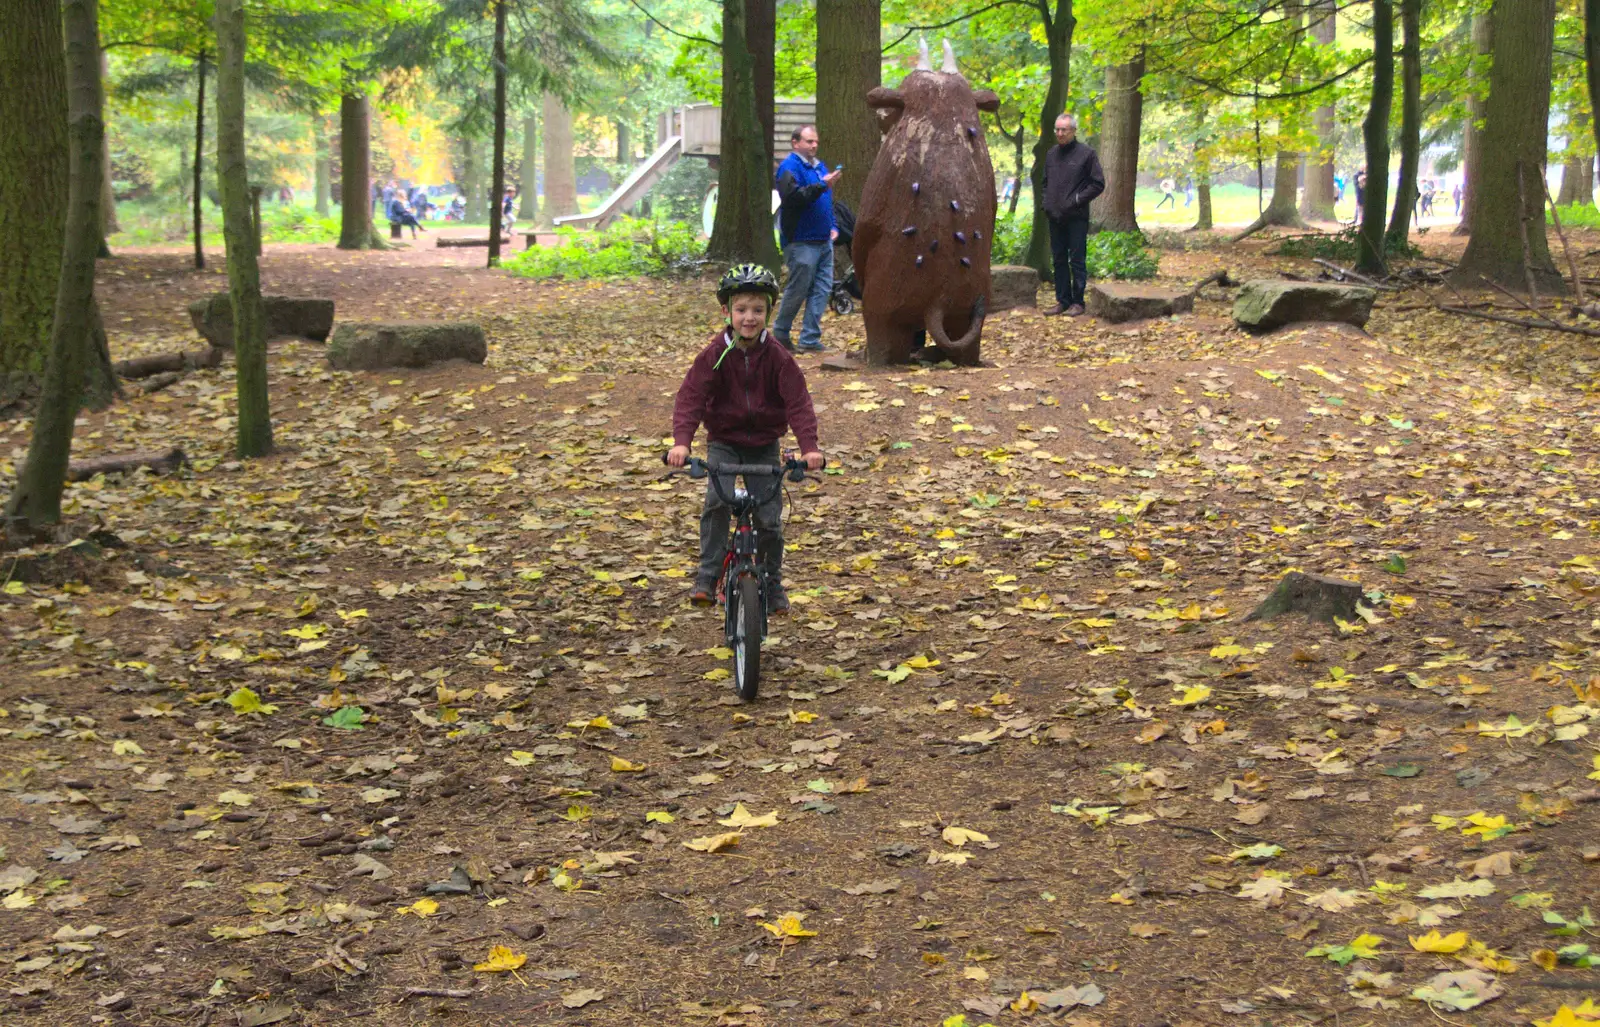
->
[500, 217, 704, 280]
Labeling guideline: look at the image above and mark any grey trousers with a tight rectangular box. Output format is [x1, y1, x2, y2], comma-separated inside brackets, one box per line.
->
[698, 440, 784, 589]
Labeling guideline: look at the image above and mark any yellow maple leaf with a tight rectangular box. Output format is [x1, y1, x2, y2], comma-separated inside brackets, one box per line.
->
[941, 826, 989, 847]
[473, 945, 527, 972]
[682, 832, 742, 853]
[566, 715, 613, 730]
[1461, 812, 1508, 838]
[1172, 685, 1213, 706]
[645, 810, 675, 824]
[216, 790, 254, 806]
[1535, 1002, 1600, 1027]
[789, 709, 817, 724]
[1409, 930, 1469, 953]
[397, 897, 439, 918]
[610, 757, 645, 772]
[704, 668, 731, 681]
[759, 913, 817, 938]
[717, 803, 779, 829]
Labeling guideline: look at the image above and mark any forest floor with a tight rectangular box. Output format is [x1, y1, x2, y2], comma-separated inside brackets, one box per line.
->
[3, 227, 1600, 1027]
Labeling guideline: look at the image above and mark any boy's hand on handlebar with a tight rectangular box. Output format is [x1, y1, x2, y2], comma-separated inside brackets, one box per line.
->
[802, 451, 825, 471]
[666, 445, 690, 468]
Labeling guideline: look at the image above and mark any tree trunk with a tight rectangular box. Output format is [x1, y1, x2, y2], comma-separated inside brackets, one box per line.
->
[616, 119, 630, 163]
[487, 0, 507, 266]
[1092, 51, 1144, 233]
[746, 0, 776, 171]
[1356, 0, 1393, 273]
[460, 136, 479, 220]
[1193, 175, 1213, 231]
[1300, 0, 1337, 220]
[5, 0, 104, 532]
[1591, 0, 1600, 180]
[542, 93, 578, 224]
[337, 91, 372, 249]
[1231, 151, 1307, 240]
[1024, 0, 1075, 279]
[0, 0, 70, 408]
[1455, 11, 1491, 234]
[1010, 131, 1025, 215]
[521, 113, 538, 226]
[1558, 154, 1582, 206]
[1558, 109, 1591, 206]
[193, 51, 206, 268]
[1583, 156, 1596, 207]
[215, 0, 272, 458]
[314, 115, 331, 217]
[816, 0, 881, 217]
[1451, 0, 1560, 292]
[1385, 0, 1422, 250]
[98, 45, 118, 242]
[706, 0, 781, 267]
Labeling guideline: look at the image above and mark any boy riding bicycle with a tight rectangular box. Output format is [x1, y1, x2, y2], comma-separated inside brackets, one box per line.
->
[667, 264, 825, 615]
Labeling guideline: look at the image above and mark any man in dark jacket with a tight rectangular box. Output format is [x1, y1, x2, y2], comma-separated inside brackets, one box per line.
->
[772, 125, 842, 353]
[1040, 114, 1105, 316]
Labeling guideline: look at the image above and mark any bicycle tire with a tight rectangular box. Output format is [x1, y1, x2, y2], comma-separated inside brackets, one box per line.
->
[731, 573, 762, 701]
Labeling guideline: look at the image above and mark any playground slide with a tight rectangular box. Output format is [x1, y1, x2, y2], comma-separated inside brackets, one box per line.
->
[553, 136, 684, 231]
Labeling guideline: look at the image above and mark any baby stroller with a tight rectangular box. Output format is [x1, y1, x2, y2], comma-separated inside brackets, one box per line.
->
[829, 201, 860, 315]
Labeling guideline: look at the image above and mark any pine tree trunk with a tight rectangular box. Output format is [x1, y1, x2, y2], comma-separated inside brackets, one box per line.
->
[1092, 52, 1144, 233]
[542, 93, 578, 223]
[487, 0, 507, 266]
[193, 51, 206, 268]
[1455, 12, 1491, 234]
[314, 115, 330, 217]
[1385, 0, 1421, 250]
[215, 0, 272, 458]
[1451, 0, 1560, 292]
[1024, 0, 1075, 279]
[1357, 0, 1393, 273]
[337, 91, 372, 249]
[706, 0, 781, 267]
[1300, 0, 1337, 220]
[816, 0, 881, 217]
[521, 114, 538, 226]
[746, 0, 776, 171]
[6, 0, 104, 532]
[1, 0, 70, 408]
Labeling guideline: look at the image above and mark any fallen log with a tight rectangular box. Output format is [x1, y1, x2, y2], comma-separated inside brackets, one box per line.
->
[66, 446, 188, 482]
[435, 237, 491, 248]
[113, 346, 220, 380]
[1184, 269, 1235, 300]
[1310, 257, 1401, 291]
[1438, 305, 1600, 339]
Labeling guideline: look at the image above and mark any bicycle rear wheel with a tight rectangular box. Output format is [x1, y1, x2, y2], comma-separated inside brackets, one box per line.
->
[731, 573, 762, 701]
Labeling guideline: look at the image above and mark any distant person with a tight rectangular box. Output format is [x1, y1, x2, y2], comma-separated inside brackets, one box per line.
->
[410, 185, 430, 219]
[371, 181, 383, 217]
[1156, 177, 1177, 210]
[387, 194, 424, 238]
[501, 186, 518, 236]
[1184, 180, 1194, 207]
[773, 124, 841, 354]
[1419, 179, 1434, 218]
[447, 194, 465, 221]
[381, 180, 397, 215]
[1353, 171, 1367, 222]
[1041, 113, 1103, 317]
[1453, 182, 1462, 216]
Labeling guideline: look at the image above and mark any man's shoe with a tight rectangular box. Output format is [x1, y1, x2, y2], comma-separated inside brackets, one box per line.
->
[1042, 304, 1066, 316]
[774, 336, 796, 353]
[690, 584, 716, 607]
[796, 342, 826, 353]
[1065, 304, 1086, 317]
[766, 585, 790, 616]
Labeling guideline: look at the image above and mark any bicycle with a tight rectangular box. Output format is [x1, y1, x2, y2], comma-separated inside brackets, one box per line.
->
[663, 452, 824, 700]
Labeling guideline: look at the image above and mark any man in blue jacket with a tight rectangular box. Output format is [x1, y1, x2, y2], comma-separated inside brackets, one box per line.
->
[773, 125, 842, 353]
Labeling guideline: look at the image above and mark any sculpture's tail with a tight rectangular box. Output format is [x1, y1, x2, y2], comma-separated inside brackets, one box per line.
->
[924, 295, 986, 356]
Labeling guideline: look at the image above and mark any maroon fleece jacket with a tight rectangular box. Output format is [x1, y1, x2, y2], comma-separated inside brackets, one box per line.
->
[672, 328, 820, 454]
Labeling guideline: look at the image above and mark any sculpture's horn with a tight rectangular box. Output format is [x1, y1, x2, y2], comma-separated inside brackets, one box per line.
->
[942, 38, 958, 73]
[916, 36, 932, 71]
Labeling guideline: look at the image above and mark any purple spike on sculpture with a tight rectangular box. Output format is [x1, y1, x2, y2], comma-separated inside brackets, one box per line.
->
[911, 182, 920, 195]
[954, 231, 966, 243]
[915, 255, 924, 267]
[960, 257, 971, 267]
[928, 240, 938, 252]
[974, 229, 983, 241]
[950, 200, 960, 211]
[966, 126, 976, 138]
[901, 226, 916, 236]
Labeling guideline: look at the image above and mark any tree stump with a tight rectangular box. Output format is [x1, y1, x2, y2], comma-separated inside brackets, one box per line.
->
[1244, 571, 1363, 626]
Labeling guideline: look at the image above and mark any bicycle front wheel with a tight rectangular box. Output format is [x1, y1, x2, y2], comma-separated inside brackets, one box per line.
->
[731, 573, 762, 701]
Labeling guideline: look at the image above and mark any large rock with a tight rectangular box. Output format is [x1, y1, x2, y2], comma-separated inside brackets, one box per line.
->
[1086, 283, 1194, 323]
[1232, 280, 1375, 332]
[327, 321, 487, 371]
[989, 265, 1040, 312]
[188, 293, 334, 349]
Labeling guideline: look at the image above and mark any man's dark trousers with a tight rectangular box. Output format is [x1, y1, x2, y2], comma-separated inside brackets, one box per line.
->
[1048, 217, 1090, 308]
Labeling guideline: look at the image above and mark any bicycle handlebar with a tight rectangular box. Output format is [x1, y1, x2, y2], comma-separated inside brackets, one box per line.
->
[660, 453, 826, 479]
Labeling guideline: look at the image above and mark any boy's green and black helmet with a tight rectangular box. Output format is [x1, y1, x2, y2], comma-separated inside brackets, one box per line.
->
[716, 263, 779, 305]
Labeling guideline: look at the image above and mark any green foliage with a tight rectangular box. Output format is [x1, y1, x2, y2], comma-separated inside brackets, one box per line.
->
[651, 158, 718, 223]
[992, 211, 1031, 266]
[1550, 204, 1600, 229]
[501, 217, 703, 280]
[1087, 231, 1158, 280]
[111, 197, 338, 245]
[1272, 228, 1421, 262]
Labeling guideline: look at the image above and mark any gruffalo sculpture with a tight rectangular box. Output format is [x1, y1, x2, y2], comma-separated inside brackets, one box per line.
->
[853, 39, 999, 366]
